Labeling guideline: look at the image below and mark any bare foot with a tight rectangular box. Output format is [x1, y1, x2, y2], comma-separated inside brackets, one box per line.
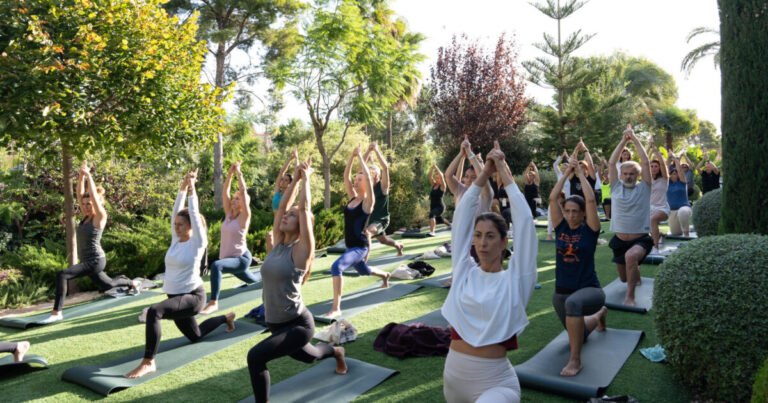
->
[623, 296, 636, 307]
[596, 307, 608, 332]
[325, 310, 342, 319]
[395, 243, 404, 256]
[225, 312, 236, 333]
[200, 301, 219, 315]
[381, 272, 391, 288]
[13, 341, 30, 363]
[333, 346, 348, 375]
[560, 359, 582, 377]
[125, 359, 156, 379]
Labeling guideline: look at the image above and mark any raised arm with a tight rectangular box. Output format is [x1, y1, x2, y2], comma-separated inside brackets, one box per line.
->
[223, 164, 235, 218]
[296, 160, 315, 282]
[549, 162, 573, 228]
[80, 162, 108, 228]
[444, 146, 466, 197]
[77, 161, 87, 201]
[575, 161, 600, 232]
[343, 149, 356, 199]
[450, 158, 490, 278]
[628, 129, 652, 185]
[357, 149, 375, 214]
[235, 162, 251, 227]
[274, 150, 297, 194]
[654, 147, 669, 179]
[609, 127, 631, 185]
[171, 175, 188, 244]
[271, 164, 302, 250]
[371, 143, 390, 194]
[433, 164, 447, 192]
[186, 170, 207, 249]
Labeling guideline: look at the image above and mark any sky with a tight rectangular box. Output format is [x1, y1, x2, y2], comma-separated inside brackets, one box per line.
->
[267, 0, 722, 133]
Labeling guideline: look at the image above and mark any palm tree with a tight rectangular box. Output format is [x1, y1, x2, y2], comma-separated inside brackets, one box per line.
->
[681, 27, 721, 75]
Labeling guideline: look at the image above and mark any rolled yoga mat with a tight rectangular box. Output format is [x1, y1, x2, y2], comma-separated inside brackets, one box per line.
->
[61, 320, 265, 396]
[405, 309, 448, 328]
[0, 291, 162, 330]
[603, 277, 655, 313]
[418, 273, 452, 288]
[323, 253, 420, 276]
[310, 283, 422, 324]
[0, 354, 49, 377]
[516, 328, 645, 400]
[238, 357, 398, 403]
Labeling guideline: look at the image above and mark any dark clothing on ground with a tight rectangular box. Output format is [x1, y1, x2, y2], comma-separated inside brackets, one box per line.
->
[374, 322, 451, 358]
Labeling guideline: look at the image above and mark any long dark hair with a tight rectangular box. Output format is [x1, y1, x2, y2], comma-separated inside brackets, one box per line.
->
[473, 212, 510, 263]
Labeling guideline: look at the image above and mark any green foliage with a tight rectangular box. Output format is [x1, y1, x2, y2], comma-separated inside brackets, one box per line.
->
[0, 272, 51, 309]
[102, 217, 170, 279]
[692, 188, 721, 237]
[389, 159, 427, 231]
[0, 242, 68, 291]
[681, 26, 721, 75]
[753, 357, 768, 403]
[654, 234, 768, 402]
[652, 105, 698, 151]
[313, 208, 344, 249]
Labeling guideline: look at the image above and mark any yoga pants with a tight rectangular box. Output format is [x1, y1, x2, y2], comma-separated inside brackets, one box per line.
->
[330, 247, 371, 276]
[247, 309, 334, 402]
[0, 342, 18, 354]
[54, 257, 132, 311]
[668, 207, 692, 235]
[552, 287, 606, 340]
[209, 250, 258, 300]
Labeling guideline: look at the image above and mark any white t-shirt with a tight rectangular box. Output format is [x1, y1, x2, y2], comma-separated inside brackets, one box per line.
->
[163, 191, 206, 295]
[610, 181, 651, 234]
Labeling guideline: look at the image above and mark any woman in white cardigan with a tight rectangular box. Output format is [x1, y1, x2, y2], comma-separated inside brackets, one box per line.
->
[442, 143, 538, 403]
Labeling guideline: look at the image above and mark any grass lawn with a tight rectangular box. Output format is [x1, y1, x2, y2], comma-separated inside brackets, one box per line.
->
[0, 222, 690, 402]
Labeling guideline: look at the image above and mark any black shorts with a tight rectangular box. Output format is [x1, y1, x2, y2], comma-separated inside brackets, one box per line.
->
[603, 198, 612, 205]
[369, 219, 389, 237]
[609, 234, 653, 264]
[429, 206, 445, 219]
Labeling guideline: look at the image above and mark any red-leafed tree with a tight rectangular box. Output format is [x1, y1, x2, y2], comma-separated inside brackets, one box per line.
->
[430, 34, 528, 163]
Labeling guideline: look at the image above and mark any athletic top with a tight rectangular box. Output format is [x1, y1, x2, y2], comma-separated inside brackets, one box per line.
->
[683, 170, 695, 191]
[219, 216, 248, 259]
[368, 182, 389, 225]
[554, 221, 600, 293]
[430, 186, 445, 209]
[164, 191, 206, 295]
[610, 181, 651, 234]
[77, 218, 105, 262]
[344, 200, 369, 249]
[701, 171, 720, 193]
[568, 175, 597, 199]
[523, 183, 539, 200]
[271, 191, 282, 212]
[600, 182, 611, 202]
[650, 177, 670, 212]
[261, 242, 305, 324]
[442, 184, 538, 347]
[667, 181, 689, 210]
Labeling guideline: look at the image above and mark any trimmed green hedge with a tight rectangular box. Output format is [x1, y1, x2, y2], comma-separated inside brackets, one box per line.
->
[753, 357, 768, 403]
[692, 188, 721, 236]
[655, 234, 768, 402]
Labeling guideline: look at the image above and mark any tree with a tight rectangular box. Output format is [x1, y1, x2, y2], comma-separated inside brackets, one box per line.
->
[430, 34, 528, 157]
[0, 0, 222, 264]
[681, 27, 721, 75]
[524, 0, 596, 149]
[719, 0, 768, 234]
[270, 0, 424, 209]
[694, 120, 720, 150]
[652, 105, 699, 151]
[164, 0, 304, 208]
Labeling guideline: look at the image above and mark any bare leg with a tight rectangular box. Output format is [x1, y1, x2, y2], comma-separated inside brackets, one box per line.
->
[561, 307, 607, 376]
[377, 234, 403, 256]
[370, 267, 390, 288]
[326, 275, 343, 317]
[200, 300, 219, 315]
[650, 211, 668, 248]
[126, 358, 156, 378]
[225, 312, 236, 333]
[623, 246, 645, 306]
[13, 341, 30, 363]
[333, 346, 348, 375]
[429, 218, 436, 234]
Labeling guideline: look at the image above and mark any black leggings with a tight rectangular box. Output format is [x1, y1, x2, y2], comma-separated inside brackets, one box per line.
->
[143, 286, 227, 359]
[248, 309, 335, 402]
[54, 258, 132, 311]
[0, 342, 18, 354]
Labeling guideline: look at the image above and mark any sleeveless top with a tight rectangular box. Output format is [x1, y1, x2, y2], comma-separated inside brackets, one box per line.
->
[261, 242, 306, 324]
[430, 186, 445, 209]
[219, 216, 248, 259]
[344, 200, 369, 248]
[77, 218, 105, 262]
[523, 183, 539, 200]
[271, 191, 283, 212]
[369, 182, 389, 224]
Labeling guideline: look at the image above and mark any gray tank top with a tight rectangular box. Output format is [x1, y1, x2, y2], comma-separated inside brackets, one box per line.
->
[77, 218, 105, 262]
[261, 242, 306, 324]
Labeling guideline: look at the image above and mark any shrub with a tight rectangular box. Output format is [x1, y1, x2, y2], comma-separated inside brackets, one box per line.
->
[0, 271, 51, 309]
[692, 188, 721, 236]
[0, 241, 68, 282]
[389, 159, 426, 231]
[313, 207, 344, 249]
[753, 358, 768, 403]
[654, 234, 768, 402]
[102, 216, 171, 279]
[514, 169, 556, 207]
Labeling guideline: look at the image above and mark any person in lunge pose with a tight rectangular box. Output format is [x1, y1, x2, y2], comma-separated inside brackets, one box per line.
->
[549, 157, 607, 377]
[40, 161, 139, 324]
[607, 125, 653, 307]
[666, 155, 693, 237]
[126, 170, 235, 378]
[201, 162, 259, 314]
[362, 142, 404, 256]
[247, 158, 346, 403]
[442, 142, 537, 403]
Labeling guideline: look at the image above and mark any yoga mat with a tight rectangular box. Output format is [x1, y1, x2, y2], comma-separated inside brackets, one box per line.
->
[310, 283, 422, 324]
[213, 282, 264, 312]
[0, 354, 49, 377]
[238, 358, 398, 403]
[516, 328, 644, 400]
[327, 239, 383, 254]
[642, 243, 682, 265]
[405, 309, 448, 328]
[419, 273, 452, 288]
[603, 277, 655, 313]
[0, 291, 162, 330]
[665, 231, 697, 240]
[323, 253, 420, 276]
[61, 320, 265, 396]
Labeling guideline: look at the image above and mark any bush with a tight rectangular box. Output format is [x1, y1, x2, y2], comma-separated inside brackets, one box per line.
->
[753, 358, 768, 403]
[102, 216, 171, 279]
[313, 207, 344, 249]
[654, 234, 768, 402]
[389, 159, 427, 231]
[0, 271, 51, 309]
[0, 241, 68, 282]
[692, 188, 721, 236]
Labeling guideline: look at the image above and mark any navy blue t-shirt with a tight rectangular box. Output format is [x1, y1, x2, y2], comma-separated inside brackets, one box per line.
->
[554, 220, 601, 292]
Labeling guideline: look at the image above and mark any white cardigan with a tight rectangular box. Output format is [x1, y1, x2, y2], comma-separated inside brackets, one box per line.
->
[442, 183, 538, 347]
[163, 191, 207, 295]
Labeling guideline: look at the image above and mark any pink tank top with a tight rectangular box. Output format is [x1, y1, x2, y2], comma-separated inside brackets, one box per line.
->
[219, 216, 247, 259]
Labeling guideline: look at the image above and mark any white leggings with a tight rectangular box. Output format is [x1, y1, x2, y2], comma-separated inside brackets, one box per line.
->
[669, 207, 692, 235]
[443, 349, 521, 403]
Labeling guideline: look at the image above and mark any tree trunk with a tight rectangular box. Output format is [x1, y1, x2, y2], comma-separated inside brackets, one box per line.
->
[62, 143, 77, 266]
[213, 44, 226, 208]
[666, 132, 673, 152]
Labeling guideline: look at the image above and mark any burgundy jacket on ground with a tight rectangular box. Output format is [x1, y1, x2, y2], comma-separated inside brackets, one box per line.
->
[374, 322, 451, 358]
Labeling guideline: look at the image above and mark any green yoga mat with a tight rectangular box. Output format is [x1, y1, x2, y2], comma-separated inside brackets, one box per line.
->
[516, 328, 644, 399]
[239, 358, 398, 403]
[310, 283, 422, 324]
[213, 282, 264, 312]
[419, 273, 452, 288]
[0, 291, 162, 330]
[323, 253, 419, 276]
[603, 277, 655, 313]
[0, 354, 49, 377]
[61, 320, 265, 396]
[405, 309, 448, 328]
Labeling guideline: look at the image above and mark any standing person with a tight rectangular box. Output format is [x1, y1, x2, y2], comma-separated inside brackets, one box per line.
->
[607, 125, 653, 307]
[0, 341, 31, 362]
[126, 170, 235, 378]
[428, 164, 450, 236]
[648, 144, 670, 250]
[549, 158, 607, 377]
[696, 154, 720, 194]
[325, 146, 391, 319]
[666, 155, 693, 237]
[362, 142, 404, 256]
[247, 159, 346, 403]
[523, 162, 541, 218]
[442, 143, 538, 403]
[40, 161, 139, 324]
[201, 162, 259, 314]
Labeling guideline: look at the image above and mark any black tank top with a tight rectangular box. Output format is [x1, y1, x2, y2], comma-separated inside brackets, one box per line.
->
[369, 182, 389, 224]
[430, 186, 445, 209]
[344, 200, 370, 248]
[524, 183, 539, 199]
[77, 218, 105, 262]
